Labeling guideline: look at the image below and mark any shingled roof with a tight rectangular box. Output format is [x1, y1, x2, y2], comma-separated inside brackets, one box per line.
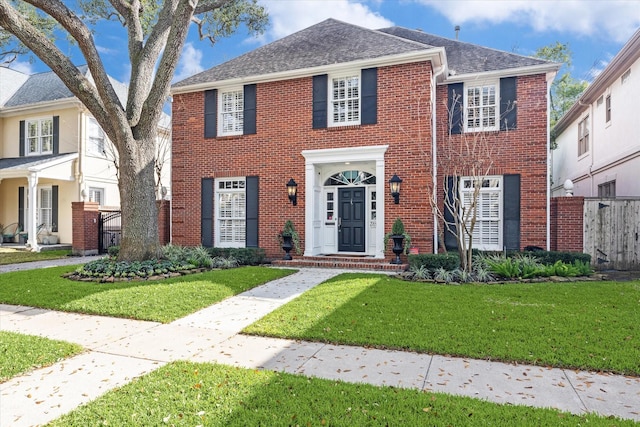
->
[3, 65, 129, 108]
[174, 18, 556, 90]
[173, 19, 430, 87]
[378, 26, 552, 75]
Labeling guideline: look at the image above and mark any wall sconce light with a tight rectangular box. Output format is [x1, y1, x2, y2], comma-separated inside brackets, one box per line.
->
[389, 174, 402, 204]
[287, 178, 298, 206]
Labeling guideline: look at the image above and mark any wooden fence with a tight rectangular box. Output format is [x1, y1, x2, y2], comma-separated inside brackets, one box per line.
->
[583, 198, 640, 270]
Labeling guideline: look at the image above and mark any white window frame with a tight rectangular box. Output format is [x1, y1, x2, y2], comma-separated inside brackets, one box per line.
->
[218, 87, 244, 136]
[329, 71, 361, 127]
[87, 117, 106, 156]
[26, 117, 53, 155]
[38, 186, 53, 230]
[464, 82, 498, 132]
[214, 177, 246, 248]
[605, 94, 611, 124]
[89, 187, 105, 205]
[460, 176, 503, 251]
[578, 115, 589, 156]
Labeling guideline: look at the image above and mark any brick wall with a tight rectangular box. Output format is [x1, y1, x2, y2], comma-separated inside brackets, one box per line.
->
[436, 74, 550, 250]
[172, 65, 552, 258]
[550, 196, 584, 252]
[71, 201, 100, 256]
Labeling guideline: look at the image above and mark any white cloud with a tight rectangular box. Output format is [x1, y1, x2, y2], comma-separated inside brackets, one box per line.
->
[261, 0, 393, 41]
[8, 60, 34, 74]
[173, 42, 205, 82]
[417, 0, 640, 43]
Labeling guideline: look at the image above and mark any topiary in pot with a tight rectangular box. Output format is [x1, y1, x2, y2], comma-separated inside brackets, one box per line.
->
[384, 218, 411, 264]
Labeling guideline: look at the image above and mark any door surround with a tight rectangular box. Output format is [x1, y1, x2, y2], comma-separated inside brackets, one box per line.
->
[301, 145, 388, 258]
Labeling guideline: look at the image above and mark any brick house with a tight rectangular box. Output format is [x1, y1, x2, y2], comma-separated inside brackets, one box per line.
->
[170, 19, 559, 260]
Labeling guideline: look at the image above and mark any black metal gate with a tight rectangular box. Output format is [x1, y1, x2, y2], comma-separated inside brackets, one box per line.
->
[98, 211, 122, 254]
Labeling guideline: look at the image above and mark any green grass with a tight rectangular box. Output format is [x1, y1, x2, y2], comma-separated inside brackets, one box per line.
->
[0, 248, 71, 265]
[0, 266, 294, 323]
[48, 361, 635, 427]
[244, 273, 640, 376]
[0, 331, 83, 381]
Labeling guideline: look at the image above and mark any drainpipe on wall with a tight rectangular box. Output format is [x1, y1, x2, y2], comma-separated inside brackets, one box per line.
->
[432, 66, 446, 254]
[546, 76, 552, 251]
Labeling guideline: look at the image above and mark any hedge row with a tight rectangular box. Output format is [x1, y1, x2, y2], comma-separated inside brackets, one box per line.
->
[409, 250, 591, 270]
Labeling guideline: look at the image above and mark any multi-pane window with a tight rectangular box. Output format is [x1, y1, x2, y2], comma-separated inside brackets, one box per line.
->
[39, 187, 52, 229]
[578, 116, 589, 156]
[461, 176, 502, 251]
[330, 74, 360, 126]
[87, 117, 106, 156]
[326, 192, 334, 220]
[215, 178, 246, 247]
[89, 187, 104, 205]
[219, 89, 244, 136]
[466, 84, 497, 131]
[27, 118, 53, 155]
[605, 95, 611, 123]
[598, 180, 616, 197]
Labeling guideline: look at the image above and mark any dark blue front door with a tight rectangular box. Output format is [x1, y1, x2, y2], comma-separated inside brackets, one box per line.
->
[338, 187, 365, 252]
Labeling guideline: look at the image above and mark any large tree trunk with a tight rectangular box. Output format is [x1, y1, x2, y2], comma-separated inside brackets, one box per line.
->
[117, 134, 161, 261]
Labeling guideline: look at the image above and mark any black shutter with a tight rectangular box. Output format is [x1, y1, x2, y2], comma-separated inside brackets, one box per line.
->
[18, 187, 25, 230]
[204, 89, 217, 138]
[448, 83, 464, 135]
[19, 120, 25, 156]
[53, 116, 60, 154]
[245, 176, 259, 248]
[243, 84, 257, 135]
[361, 68, 377, 125]
[503, 174, 521, 251]
[500, 77, 517, 131]
[52, 185, 59, 232]
[443, 176, 458, 250]
[201, 178, 214, 247]
[312, 74, 328, 129]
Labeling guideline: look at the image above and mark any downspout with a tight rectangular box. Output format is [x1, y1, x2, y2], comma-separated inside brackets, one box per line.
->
[546, 76, 552, 251]
[432, 66, 446, 254]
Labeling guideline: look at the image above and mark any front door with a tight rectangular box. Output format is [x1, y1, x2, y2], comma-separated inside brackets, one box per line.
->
[338, 187, 365, 252]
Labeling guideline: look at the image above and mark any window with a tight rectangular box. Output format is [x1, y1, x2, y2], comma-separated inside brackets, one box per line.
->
[578, 116, 589, 156]
[326, 192, 334, 221]
[621, 69, 631, 84]
[330, 74, 360, 126]
[26, 118, 53, 155]
[460, 176, 502, 251]
[605, 95, 611, 123]
[89, 187, 104, 205]
[215, 178, 246, 247]
[39, 187, 53, 229]
[219, 89, 244, 136]
[598, 180, 616, 197]
[466, 83, 497, 131]
[87, 117, 106, 156]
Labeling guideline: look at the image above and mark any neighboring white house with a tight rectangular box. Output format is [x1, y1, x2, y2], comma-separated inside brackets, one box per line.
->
[0, 65, 171, 251]
[552, 29, 640, 198]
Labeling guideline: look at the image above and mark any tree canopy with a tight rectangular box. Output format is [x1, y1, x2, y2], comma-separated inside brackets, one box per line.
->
[0, 0, 268, 261]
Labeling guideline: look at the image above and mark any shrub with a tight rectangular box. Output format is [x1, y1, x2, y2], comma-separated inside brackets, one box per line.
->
[107, 245, 120, 257]
[408, 253, 459, 271]
[207, 247, 266, 265]
[523, 249, 591, 266]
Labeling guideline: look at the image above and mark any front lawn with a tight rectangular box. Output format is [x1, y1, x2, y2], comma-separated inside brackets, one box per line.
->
[0, 331, 83, 381]
[48, 361, 635, 426]
[0, 248, 71, 265]
[244, 273, 640, 376]
[0, 266, 294, 323]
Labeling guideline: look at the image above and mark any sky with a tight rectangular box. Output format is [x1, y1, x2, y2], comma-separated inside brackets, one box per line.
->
[7, 0, 640, 86]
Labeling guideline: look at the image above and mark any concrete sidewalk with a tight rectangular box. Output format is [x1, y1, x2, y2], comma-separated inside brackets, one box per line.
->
[1, 267, 639, 426]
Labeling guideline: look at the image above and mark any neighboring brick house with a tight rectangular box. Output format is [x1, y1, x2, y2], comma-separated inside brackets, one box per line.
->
[171, 19, 558, 260]
[0, 66, 171, 251]
[552, 28, 640, 198]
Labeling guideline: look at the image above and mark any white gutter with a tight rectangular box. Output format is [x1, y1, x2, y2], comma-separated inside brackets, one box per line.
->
[172, 48, 446, 95]
[432, 65, 446, 254]
[442, 63, 560, 85]
[0, 99, 82, 117]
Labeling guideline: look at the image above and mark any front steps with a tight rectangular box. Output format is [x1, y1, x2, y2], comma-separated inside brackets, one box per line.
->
[271, 255, 408, 272]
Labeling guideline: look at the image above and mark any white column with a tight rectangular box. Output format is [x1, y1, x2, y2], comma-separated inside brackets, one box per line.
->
[27, 172, 40, 252]
[375, 158, 385, 258]
[303, 162, 315, 256]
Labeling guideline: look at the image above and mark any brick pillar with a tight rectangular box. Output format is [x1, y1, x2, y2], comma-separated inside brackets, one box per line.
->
[157, 200, 171, 245]
[550, 197, 584, 252]
[72, 202, 100, 256]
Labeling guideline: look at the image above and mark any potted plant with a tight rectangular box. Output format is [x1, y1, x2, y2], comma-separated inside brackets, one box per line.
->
[278, 220, 301, 260]
[384, 218, 411, 264]
[40, 224, 59, 245]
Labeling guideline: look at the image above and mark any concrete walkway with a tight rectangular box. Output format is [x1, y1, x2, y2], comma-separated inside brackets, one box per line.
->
[1, 266, 639, 426]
